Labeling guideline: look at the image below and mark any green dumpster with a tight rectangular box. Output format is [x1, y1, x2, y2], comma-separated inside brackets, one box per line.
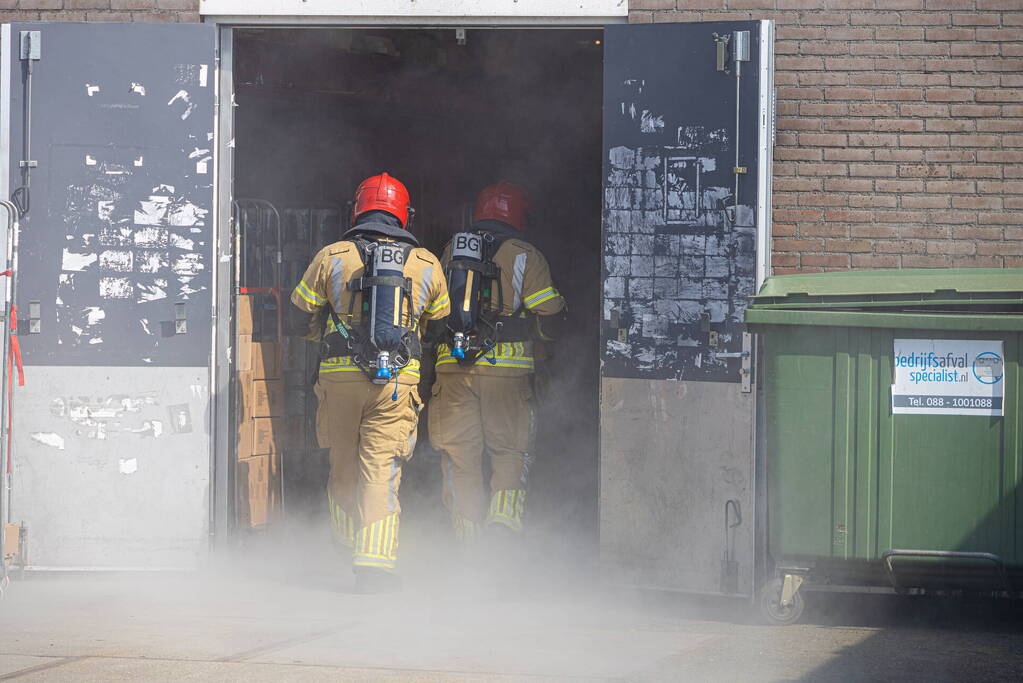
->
[746, 268, 1023, 624]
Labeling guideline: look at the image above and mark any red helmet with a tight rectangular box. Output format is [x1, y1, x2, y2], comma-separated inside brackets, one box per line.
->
[352, 172, 411, 228]
[474, 181, 529, 232]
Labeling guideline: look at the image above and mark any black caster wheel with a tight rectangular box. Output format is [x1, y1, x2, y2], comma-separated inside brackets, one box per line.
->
[758, 576, 806, 626]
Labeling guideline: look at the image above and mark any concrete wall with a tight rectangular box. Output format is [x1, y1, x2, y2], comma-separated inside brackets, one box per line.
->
[4, 1, 1022, 272]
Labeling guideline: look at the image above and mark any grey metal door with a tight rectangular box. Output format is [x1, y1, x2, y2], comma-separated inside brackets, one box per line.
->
[1, 22, 216, 569]
[599, 20, 774, 596]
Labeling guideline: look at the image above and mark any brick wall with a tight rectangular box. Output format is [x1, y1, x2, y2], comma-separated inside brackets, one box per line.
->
[3, 2, 1021, 271]
[0, 1, 198, 23]
[632, 0, 1023, 272]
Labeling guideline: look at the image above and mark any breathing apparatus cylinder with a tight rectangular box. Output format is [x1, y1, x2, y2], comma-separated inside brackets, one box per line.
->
[367, 243, 407, 384]
[446, 232, 485, 360]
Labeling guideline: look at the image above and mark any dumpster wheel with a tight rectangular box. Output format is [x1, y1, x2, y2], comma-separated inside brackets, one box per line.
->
[758, 577, 805, 626]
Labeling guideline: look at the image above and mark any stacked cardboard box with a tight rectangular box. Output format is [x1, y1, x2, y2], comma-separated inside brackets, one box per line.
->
[236, 295, 290, 529]
[3, 523, 20, 566]
[236, 454, 281, 528]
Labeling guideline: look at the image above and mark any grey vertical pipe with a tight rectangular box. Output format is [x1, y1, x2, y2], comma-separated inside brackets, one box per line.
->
[0, 200, 18, 586]
[732, 30, 750, 216]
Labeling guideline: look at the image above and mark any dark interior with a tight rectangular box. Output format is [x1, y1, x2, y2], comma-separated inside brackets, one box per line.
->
[232, 28, 604, 569]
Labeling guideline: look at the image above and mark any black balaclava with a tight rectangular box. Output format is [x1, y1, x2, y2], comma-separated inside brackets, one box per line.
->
[344, 210, 419, 246]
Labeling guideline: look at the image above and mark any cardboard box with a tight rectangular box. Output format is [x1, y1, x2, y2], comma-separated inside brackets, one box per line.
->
[239, 373, 285, 418]
[238, 417, 277, 458]
[237, 454, 280, 528]
[237, 416, 305, 458]
[3, 523, 19, 563]
[236, 295, 256, 335]
[237, 334, 281, 378]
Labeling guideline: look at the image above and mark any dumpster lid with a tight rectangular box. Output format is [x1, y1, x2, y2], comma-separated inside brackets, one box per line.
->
[751, 268, 1023, 308]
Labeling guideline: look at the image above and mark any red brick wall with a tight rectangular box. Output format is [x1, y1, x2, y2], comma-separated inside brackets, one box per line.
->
[0, 1, 198, 23]
[3, 2, 1021, 271]
[631, 1, 1023, 272]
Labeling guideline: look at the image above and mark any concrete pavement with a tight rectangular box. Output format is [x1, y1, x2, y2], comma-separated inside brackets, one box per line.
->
[1, 567, 1023, 681]
[1, 526, 1022, 681]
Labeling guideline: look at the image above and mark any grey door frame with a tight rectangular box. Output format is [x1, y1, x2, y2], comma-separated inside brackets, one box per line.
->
[209, 19, 773, 555]
[208, 16, 628, 544]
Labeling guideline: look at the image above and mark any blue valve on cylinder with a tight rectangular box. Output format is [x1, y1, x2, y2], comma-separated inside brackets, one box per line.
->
[373, 351, 393, 384]
[451, 332, 466, 360]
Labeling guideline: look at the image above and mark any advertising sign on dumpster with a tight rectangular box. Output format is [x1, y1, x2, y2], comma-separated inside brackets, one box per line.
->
[892, 339, 1004, 416]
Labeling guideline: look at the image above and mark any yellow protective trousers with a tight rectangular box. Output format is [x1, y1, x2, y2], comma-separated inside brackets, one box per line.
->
[427, 373, 534, 541]
[314, 374, 422, 571]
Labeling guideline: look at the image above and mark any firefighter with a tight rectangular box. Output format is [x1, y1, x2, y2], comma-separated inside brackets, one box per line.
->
[428, 181, 567, 550]
[291, 173, 450, 593]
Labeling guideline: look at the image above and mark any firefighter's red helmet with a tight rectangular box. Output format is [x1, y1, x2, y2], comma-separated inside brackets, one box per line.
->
[352, 172, 412, 228]
[474, 181, 529, 232]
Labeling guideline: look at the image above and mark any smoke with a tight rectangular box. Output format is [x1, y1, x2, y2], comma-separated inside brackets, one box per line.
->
[3, 26, 1020, 683]
[0, 26, 677, 681]
[233, 27, 605, 581]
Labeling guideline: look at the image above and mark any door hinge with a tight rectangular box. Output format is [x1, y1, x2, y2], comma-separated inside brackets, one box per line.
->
[740, 331, 752, 393]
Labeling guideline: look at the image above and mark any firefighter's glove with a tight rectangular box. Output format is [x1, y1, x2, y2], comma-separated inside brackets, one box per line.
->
[424, 318, 448, 347]
[534, 310, 568, 344]
[301, 308, 328, 342]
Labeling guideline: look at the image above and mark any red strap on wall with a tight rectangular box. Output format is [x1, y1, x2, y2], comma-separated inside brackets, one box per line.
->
[5, 304, 25, 475]
[9, 337, 23, 388]
[8, 305, 23, 387]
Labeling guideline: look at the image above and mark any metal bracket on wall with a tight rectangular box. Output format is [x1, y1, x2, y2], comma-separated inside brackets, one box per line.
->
[175, 302, 187, 335]
[742, 332, 753, 392]
[713, 33, 731, 73]
[715, 332, 753, 393]
[19, 31, 41, 61]
[28, 301, 40, 334]
[732, 30, 750, 64]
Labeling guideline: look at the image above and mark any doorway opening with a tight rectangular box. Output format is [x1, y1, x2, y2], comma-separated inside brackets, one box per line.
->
[229, 27, 604, 573]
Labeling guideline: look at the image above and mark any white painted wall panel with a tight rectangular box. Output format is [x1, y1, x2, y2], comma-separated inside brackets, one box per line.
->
[201, 0, 627, 19]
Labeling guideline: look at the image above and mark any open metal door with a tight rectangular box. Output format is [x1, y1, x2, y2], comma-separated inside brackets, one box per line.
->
[0, 22, 216, 569]
[599, 20, 774, 596]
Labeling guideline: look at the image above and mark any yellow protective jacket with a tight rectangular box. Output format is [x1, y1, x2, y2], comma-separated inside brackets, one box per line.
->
[291, 237, 450, 384]
[435, 233, 566, 377]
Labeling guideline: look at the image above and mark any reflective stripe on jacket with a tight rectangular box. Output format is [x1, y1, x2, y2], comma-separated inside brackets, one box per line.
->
[290, 237, 450, 384]
[435, 233, 565, 376]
